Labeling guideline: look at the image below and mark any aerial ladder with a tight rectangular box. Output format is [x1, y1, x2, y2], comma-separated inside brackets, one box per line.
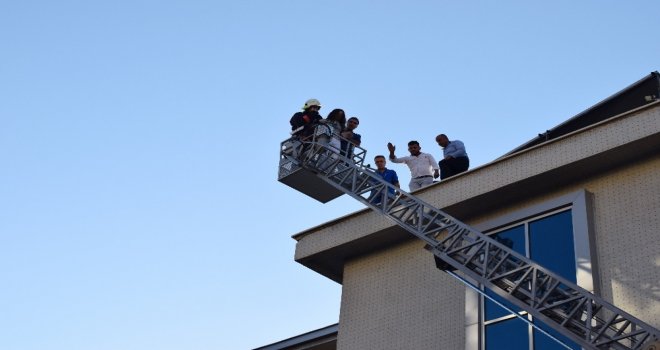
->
[278, 125, 660, 350]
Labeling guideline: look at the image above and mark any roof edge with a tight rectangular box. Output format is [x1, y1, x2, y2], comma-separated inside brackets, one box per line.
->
[253, 323, 339, 350]
[503, 71, 660, 156]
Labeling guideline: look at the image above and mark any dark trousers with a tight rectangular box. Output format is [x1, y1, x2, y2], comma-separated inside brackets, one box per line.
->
[439, 156, 469, 180]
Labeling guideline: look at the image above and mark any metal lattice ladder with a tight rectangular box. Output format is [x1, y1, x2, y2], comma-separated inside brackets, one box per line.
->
[278, 133, 660, 350]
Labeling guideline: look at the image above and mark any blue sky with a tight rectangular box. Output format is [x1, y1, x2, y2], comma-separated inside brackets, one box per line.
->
[1, 1, 658, 349]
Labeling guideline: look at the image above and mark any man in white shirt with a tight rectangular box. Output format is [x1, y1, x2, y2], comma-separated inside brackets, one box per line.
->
[387, 140, 439, 191]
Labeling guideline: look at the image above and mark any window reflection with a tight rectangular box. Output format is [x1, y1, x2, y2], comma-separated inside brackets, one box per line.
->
[483, 209, 579, 350]
[533, 319, 580, 350]
[485, 318, 528, 350]
[485, 224, 525, 320]
[530, 211, 576, 284]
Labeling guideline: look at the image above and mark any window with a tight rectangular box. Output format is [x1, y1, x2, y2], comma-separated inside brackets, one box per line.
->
[464, 190, 598, 350]
[483, 209, 579, 350]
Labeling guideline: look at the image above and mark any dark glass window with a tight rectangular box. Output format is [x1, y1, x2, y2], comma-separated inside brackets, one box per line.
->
[485, 224, 525, 320]
[492, 224, 526, 255]
[529, 211, 576, 284]
[533, 319, 580, 350]
[483, 209, 579, 350]
[485, 318, 528, 350]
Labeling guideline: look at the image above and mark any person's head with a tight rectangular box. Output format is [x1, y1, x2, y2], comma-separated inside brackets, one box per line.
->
[408, 140, 421, 156]
[374, 155, 387, 170]
[327, 109, 346, 126]
[347, 117, 359, 131]
[435, 134, 449, 148]
[303, 98, 321, 112]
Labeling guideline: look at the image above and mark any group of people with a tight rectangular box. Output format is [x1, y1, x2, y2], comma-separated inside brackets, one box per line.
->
[289, 98, 470, 194]
[289, 98, 361, 157]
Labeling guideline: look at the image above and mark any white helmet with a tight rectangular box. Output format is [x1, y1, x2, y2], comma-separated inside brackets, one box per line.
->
[303, 98, 321, 110]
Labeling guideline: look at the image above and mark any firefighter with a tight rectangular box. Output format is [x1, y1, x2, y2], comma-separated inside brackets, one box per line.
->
[290, 98, 323, 139]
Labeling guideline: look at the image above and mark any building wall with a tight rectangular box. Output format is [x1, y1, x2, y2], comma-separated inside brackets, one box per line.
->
[470, 154, 660, 326]
[337, 239, 465, 350]
[336, 154, 660, 349]
[573, 155, 660, 325]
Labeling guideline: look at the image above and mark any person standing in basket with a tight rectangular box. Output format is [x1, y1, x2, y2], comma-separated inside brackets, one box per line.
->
[289, 98, 323, 139]
[323, 109, 347, 154]
[340, 116, 361, 158]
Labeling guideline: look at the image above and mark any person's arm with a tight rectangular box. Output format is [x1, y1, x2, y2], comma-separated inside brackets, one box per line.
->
[445, 140, 466, 159]
[428, 154, 440, 179]
[340, 130, 351, 139]
[387, 142, 397, 160]
[353, 133, 362, 146]
[290, 113, 301, 130]
[390, 171, 401, 195]
[393, 180, 401, 195]
[309, 111, 322, 123]
[391, 170, 400, 188]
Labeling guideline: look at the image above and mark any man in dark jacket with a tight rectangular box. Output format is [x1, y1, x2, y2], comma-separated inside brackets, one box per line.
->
[290, 98, 323, 139]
